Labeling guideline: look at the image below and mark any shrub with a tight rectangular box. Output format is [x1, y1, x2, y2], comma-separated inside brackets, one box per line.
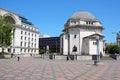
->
[39, 49, 45, 55]
[105, 45, 120, 54]
[0, 52, 9, 55]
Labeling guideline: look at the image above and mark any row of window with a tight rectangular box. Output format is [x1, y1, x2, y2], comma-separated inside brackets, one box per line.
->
[67, 34, 77, 39]
[21, 31, 37, 37]
[86, 21, 94, 25]
[8, 48, 37, 53]
[21, 36, 37, 42]
[71, 21, 96, 25]
[20, 42, 37, 48]
[21, 25, 38, 32]
[20, 48, 37, 53]
[93, 42, 97, 45]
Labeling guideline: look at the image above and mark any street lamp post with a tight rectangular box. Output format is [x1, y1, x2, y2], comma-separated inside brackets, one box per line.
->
[67, 33, 70, 61]
[94, 36, 100, 65]
[96, 37, 100, 62]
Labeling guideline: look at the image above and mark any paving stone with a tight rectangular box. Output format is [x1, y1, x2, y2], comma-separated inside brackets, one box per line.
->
[1, 57, 120, 80]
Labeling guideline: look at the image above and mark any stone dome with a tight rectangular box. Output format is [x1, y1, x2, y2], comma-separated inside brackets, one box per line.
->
[70, 11, 96, 20]
[63, 10, 103, 32]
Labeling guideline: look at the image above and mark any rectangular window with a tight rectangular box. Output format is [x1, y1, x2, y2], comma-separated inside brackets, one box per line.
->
[25, 37, 26, 40]
[93, 42, 97, 45]
[21, 36, 23, 40]
[21, 31, 23, 34]
[74, 35, 77, 38]
[24, 42, 26, 47]
[34, 43, 36, 48]
[20, 48, 22, 52]
[32, 43, 33, 47]
[25, 32, 27, 35]
[28, 38, 30, 41]
[24, 49, 26, 52]
[86, 21, 88, 24]
[21, 42, 22, 46]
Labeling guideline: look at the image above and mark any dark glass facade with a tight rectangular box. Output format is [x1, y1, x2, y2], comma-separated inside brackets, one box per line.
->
[39, 37, 60, 53]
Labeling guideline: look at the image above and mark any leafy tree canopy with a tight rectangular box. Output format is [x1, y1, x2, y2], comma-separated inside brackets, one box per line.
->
[0, 15, 15, 48]
[105, 44, 120, 54]
[39, 49, 45, 55]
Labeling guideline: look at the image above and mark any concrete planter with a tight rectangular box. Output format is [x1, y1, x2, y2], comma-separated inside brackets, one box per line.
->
[0, 55, 11, 59]
[110, 54, 120, 60]
[4, 55, 11, 59]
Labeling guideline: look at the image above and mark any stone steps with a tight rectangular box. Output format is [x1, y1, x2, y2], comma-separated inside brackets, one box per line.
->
[101, 55, 115, 60]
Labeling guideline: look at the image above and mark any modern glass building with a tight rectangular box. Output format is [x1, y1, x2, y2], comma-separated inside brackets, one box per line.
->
[39, 37, 60, 53]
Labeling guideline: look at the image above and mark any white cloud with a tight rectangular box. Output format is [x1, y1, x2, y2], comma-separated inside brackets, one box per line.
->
[43, 34, 50, 38]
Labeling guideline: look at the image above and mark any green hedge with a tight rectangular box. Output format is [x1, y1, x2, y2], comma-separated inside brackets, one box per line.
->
[0, 52, 9, 55]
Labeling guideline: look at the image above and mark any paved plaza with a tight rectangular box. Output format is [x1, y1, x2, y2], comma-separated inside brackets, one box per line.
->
[0, 56, 120, 80]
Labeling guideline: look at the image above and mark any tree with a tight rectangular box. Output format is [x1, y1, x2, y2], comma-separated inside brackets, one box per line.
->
[105, 44, 120, 54]
[39, 48, 45, 55]
[105, 44, 112, 54]
[0, 16, 15, 53]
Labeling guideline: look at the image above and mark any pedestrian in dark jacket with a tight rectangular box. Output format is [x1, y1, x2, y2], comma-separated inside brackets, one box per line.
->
[17, 53, 20, 61]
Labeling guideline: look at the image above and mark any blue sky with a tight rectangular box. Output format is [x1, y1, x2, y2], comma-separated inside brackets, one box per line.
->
[0, 0, 120, 43]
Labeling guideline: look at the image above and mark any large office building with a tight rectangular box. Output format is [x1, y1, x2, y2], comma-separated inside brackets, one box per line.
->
[60, 11, 104, 55]
[0, 8, 39, 56]
[39, 37, 60, 53]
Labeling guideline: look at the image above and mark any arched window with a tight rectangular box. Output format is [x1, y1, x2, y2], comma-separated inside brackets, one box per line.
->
[6, 16, 16, 24]
[72, 45, 77, 52]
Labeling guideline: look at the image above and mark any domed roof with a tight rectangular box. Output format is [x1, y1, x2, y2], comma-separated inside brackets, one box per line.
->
[70, 11, 96, 20]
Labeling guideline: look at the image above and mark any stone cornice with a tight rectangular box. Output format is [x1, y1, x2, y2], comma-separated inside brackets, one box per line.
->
[63, 24, 104, 32]
[0, 8, 21, 17]
[16, 25, 39, 33]
[83, 33, 104, 39]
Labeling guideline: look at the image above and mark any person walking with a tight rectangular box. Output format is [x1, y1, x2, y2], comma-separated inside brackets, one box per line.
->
[17, 53, 20, 61]
[11, 52, 13, 58]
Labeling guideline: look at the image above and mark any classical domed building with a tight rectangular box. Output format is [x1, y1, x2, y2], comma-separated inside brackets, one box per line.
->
[60, 11, 104, 56]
